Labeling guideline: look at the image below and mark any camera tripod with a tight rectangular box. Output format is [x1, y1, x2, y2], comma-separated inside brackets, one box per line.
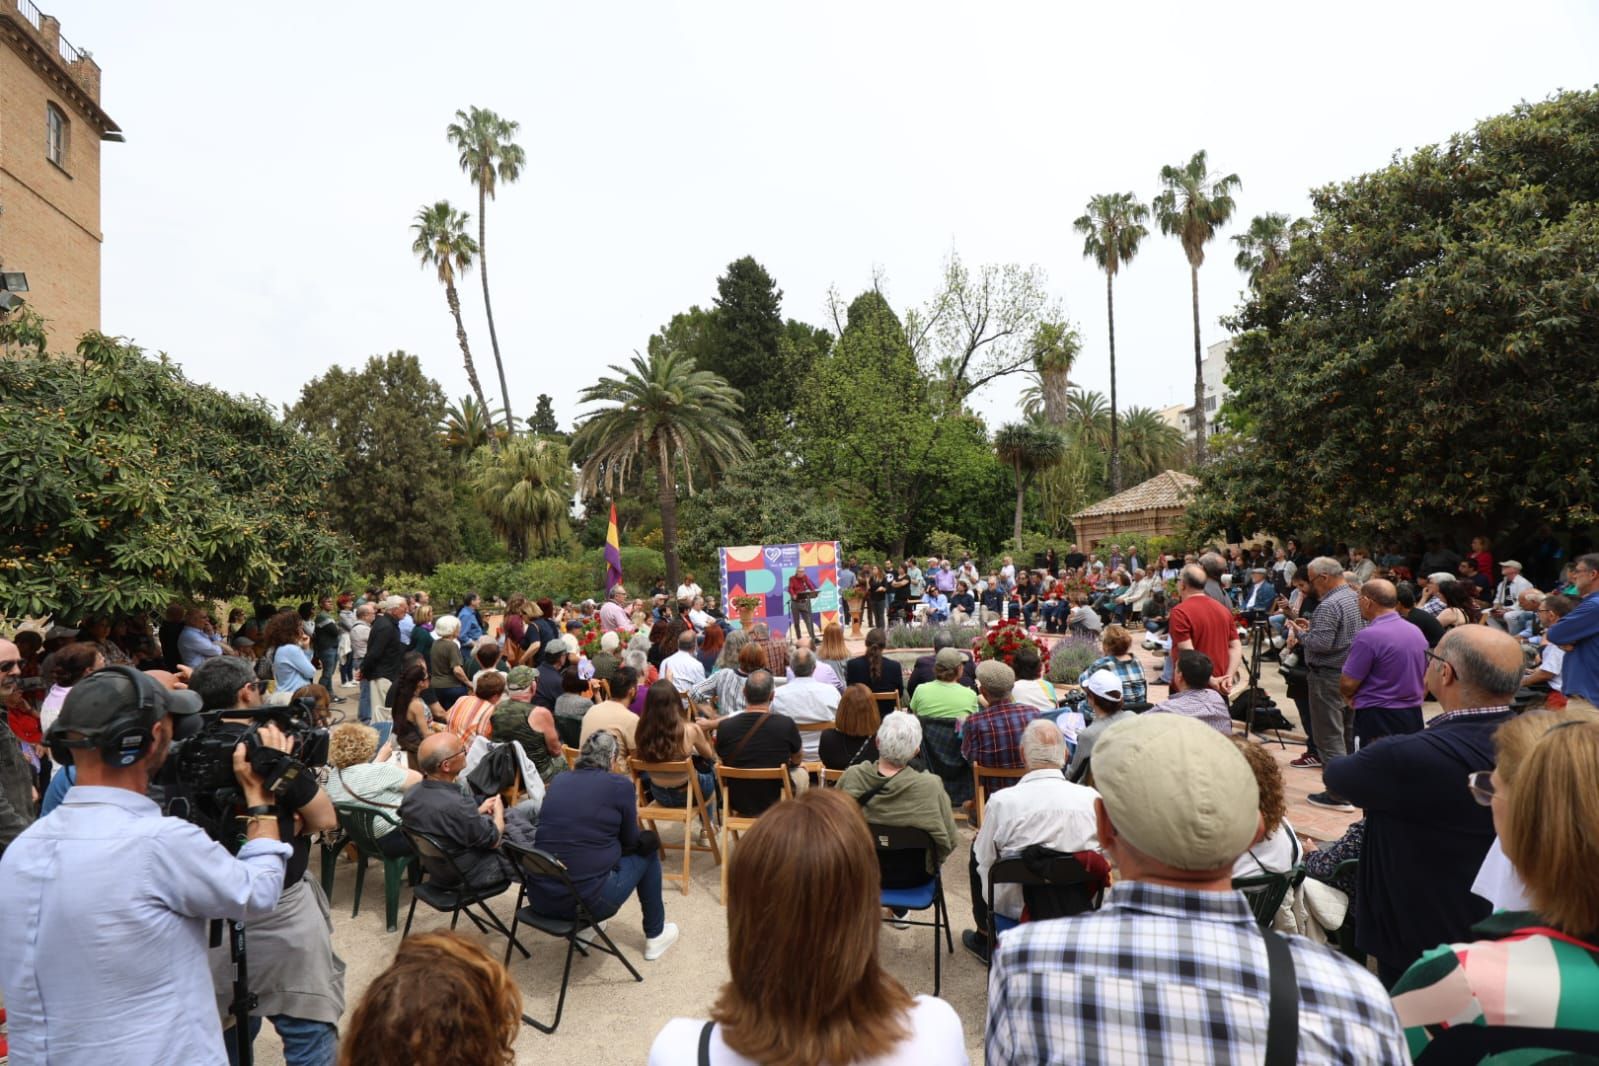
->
[1238, 619, 1288, 748]
[213, 918, 256, 1066]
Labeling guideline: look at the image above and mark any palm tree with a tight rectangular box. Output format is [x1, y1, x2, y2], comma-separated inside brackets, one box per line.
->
[1066, 388, 1112, 451]
[447, 107, 525, 435]
[440, 395, 506, 458]
[1117, 405, 1187, 484]
[411, 201, 496, 452]
[1027, 320, 1081, 428]
[1233, 212, 1294, 288]
[994, 421, 1068, 550]
[1152, 151, 1241, 461]
[471, 435, 573, 560]
[571, 350, 751, 591]
[1074, 192, 1149, 493]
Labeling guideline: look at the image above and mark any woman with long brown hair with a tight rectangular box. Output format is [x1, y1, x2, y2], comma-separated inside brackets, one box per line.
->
[635, 679, 717, 807]
[819, 685, 883, 771]
[390, 655, 442, 766]
[647, 789, 966, 1065]
[339, 932, 522, 1066]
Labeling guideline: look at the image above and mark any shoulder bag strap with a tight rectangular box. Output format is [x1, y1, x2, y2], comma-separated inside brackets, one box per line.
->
[697, 1020, 715, 1066]
[727, 712, 772, 762]
[1260, 928, 1299, 1066]
[333, 767, 402, 810]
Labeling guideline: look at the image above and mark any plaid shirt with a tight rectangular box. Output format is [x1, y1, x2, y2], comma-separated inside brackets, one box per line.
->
[987, 881, 1409, 1065]
[1428, 704, 1512, 728]
[1082, 654, 1148, 705]
[960, 700, 1038, 791]
[1303, 583, 1366, 668]
[755, 638, 789, 677]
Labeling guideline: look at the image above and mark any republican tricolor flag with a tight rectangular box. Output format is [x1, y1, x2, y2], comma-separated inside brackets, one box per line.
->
[604, 502, 623, 593]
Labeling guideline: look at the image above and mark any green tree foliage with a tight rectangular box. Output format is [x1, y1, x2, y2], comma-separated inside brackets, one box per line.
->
[995, 422, 1069, 549]
[572, 350, 751, 591]
[674, 453, 849, 572]
[1117, 406, 1188, 486]
[0, 331, 352, 617]
[528, 393, 560, 437]
[1191, 89, 1599, 541]
[469, 436, 574, 561]
[908, 250, 1056, 403]
[1074, 192, 1150, 491]
[411, 200, 494, 448]
[440, 394, 506, 459]
[1153, 151, 1241, 458]
[289, 352, 460, 575]
[704, 257, 793, 434]
[446, 106, 525, 433]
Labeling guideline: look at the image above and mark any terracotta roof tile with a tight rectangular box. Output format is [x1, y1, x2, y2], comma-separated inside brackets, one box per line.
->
[1071, 470, 1199, 519]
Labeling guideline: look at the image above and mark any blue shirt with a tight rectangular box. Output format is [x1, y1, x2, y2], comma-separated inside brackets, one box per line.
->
[1546, 590, 1599, 700]
[0, 786, 291, 1065]
[273, 643, 316, 692]
[178, 624, 224, 670]
[458, 605, 483, 644]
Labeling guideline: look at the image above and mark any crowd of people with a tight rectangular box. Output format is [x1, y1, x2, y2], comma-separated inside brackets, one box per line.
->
[0, 527, 1596, 1063]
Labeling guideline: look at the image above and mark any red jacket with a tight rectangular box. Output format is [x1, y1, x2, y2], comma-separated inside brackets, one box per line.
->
[788, 573, 815, 599]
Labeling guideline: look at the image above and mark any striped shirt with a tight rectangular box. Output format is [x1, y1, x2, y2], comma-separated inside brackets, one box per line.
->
[986, 881, 1408, 1065]
[1303, 583, 1366, 669]
[1392, 911, 1599, 1059]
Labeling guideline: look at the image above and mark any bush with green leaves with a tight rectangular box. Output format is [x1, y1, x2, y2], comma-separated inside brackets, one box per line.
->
[0, 325, 352, 618]
[357, 546, 667, 610]
[883, 622, 984, 649]
[1046, 634, 1103, 685]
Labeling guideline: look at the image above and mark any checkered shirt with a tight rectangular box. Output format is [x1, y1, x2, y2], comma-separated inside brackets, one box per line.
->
[986, 881, 1409, 1065]
[1427, 704, 1512, 728]
[755, 638, 789, 677]
[1083, 654, 1149, 705]
[960, 700, 1038, 791]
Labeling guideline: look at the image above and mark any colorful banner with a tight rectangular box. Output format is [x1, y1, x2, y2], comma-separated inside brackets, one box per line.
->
[719, 541, 841, 639]
[603, 503, 622, 594]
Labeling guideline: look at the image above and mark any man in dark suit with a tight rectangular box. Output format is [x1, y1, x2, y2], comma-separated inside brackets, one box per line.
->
[906, 629, 977, 696]
[844, 628, 904, 718]
[359, 595, 408, 716]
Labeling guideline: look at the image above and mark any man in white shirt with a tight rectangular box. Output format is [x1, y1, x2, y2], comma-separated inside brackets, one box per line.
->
[0, 668, 293, 1066]
[770, 648, 839, 760]
[1487, 559, 1534, 632]
[964, 718, 1103, 964]
[660, 629, 706, 694]
[675, 573, 703, 605]
[1001, 556, 1017, 584]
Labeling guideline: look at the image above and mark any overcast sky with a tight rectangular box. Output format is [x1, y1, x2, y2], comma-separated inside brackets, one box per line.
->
[51, 0, 1599, 430]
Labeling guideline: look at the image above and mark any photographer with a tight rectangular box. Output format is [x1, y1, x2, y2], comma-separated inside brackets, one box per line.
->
[190, 657, 345, 1066]
[0, 667, 292, 1065]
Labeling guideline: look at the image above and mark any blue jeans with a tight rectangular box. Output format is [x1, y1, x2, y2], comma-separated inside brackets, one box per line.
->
[227, 1014, 337, 1066]
[358, 680, 371, 723]
[649, 773, 718, 811]
[532, 852, 666, 938]
[315, 647, 338, 692]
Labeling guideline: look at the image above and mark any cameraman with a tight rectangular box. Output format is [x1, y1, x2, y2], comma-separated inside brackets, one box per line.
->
[0, 667, 292, 1065]
[190, 657, 345, 1066]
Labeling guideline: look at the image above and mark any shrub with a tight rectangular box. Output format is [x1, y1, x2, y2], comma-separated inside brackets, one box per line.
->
[1046, 634, 1103, 685]
[884, 621, 984, 649]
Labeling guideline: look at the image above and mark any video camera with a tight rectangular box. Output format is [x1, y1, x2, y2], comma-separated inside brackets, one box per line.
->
[159, 696, 329, 847]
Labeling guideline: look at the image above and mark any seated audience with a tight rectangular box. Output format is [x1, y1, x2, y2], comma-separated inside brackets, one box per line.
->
[816, 623, 851, 690]
[713, 671, 803, 815]
[844, 629, 905, 717]
[339, 932, 522, 1066]
[661, 629, 706, 694]
[906, 629, 976, 695]
[771, 648, 840, 760]
[391, 658, 444, 765]
[489, 667, 566, 783]
[986, 714, 1407, 1063]
[820, 684, 885, 771]
[1009, 645, 1059, 712]
[691, 642, 765, 717]
[1149, 650, 1232, 735]
[580, 668, 641, 755]
[961, 660, 1039, 795]
[325, 722, 422, 857]
[1078, 625, 1148, 708]
[527, 730, 679, 961]
[398, 732, 536, 889]
[965, 719, 1105, 965]
[445, 669, 506, 739]
[1324, 626, 1520, 986]
[1230, 736, 1302, 880]
[647, 790, 966, 1065]
[635, 679, 718, 808]
[553, 665, 594, 727]
[1393, 713, 1599, 1058]
[840, 713, 959, 881]
[908, 648, 980, 720]
[1066, 670, 1134, 782]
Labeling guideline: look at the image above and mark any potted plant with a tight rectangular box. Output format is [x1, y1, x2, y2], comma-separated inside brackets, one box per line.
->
[732, 594, 762, 628]
[971, 620, 1052, 673]
[846, 585, 867, 637]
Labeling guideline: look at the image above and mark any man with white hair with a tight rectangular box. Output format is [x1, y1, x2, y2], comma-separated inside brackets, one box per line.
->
[359, 595, 410, 719]
[1291, 557, 1367, 811]
[987, 714, 1408, 1064]
[963, 719, 1106, 965]
[599, 585, 635, 635]
[840, 712, 959, 879]
[660, 629, 706, 694]
[1418, 573, 1456, 616]
[590, 629, 621, 687]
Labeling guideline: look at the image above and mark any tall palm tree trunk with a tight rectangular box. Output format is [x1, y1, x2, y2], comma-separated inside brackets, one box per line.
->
[1189, 262, 1206, 462]
[447, 284, 498, 454]
[477, 188, 515, 435]
[1106, 271, 1121, 493]
[1013, 469, 1026, 550]
[656, 439, 681, 593]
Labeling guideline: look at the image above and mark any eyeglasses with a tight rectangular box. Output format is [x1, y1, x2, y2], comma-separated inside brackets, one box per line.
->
[1424, 650, 1453, 673]
[0, 660, 21, 673]
[1466, 770, 1495, 806]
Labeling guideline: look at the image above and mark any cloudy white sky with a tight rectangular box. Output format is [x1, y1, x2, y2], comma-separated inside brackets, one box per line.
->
[52, 0, 1599, 429]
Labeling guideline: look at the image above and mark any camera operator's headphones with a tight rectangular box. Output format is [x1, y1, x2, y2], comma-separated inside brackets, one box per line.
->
[46, 665, 162, 768]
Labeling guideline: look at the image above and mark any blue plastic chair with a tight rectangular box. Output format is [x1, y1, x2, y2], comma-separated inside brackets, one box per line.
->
[869, 822, 954, 995]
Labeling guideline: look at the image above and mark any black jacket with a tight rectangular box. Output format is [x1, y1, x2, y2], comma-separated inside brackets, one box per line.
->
[906, 653, 977, 696]
[361, 613, 404, 681]
[844, 655, 904, 707]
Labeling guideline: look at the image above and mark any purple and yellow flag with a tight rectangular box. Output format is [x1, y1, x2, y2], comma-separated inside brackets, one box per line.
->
[604, 502, 623, 593]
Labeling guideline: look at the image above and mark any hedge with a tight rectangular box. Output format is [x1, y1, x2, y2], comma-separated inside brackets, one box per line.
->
[356, 546, 666, 609]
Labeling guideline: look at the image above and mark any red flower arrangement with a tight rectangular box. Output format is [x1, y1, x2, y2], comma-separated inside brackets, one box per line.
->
[570, 616, 603, 659]
[971, 620, 1051, 671]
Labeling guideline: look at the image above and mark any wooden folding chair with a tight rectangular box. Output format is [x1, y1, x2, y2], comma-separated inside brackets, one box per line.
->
[970, 761, 1029, 827]
[561, 744, 580, 767]
[796, 720, 831, 775]
[714, 764, 794, 905]
[819, 767, 845, 788]
[871, 690, 901, 720]
[629, 757, 721, 895]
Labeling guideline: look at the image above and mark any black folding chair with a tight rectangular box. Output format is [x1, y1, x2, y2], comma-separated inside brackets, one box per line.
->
[400, 828, 529, 961]
[984, 851, 1106, 964]
[1232, 865, 1306, 930]
[869, 823, 954, 996]
[501, 842, 643, 1034]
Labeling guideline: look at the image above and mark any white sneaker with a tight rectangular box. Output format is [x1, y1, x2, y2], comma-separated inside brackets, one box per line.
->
[644, 922, 679, 961]
[574, 919, 608, 946]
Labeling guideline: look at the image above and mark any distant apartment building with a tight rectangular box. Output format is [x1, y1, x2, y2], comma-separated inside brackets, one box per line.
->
[0, 0, 121, 345]
[1158, 337, 1233, 441]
